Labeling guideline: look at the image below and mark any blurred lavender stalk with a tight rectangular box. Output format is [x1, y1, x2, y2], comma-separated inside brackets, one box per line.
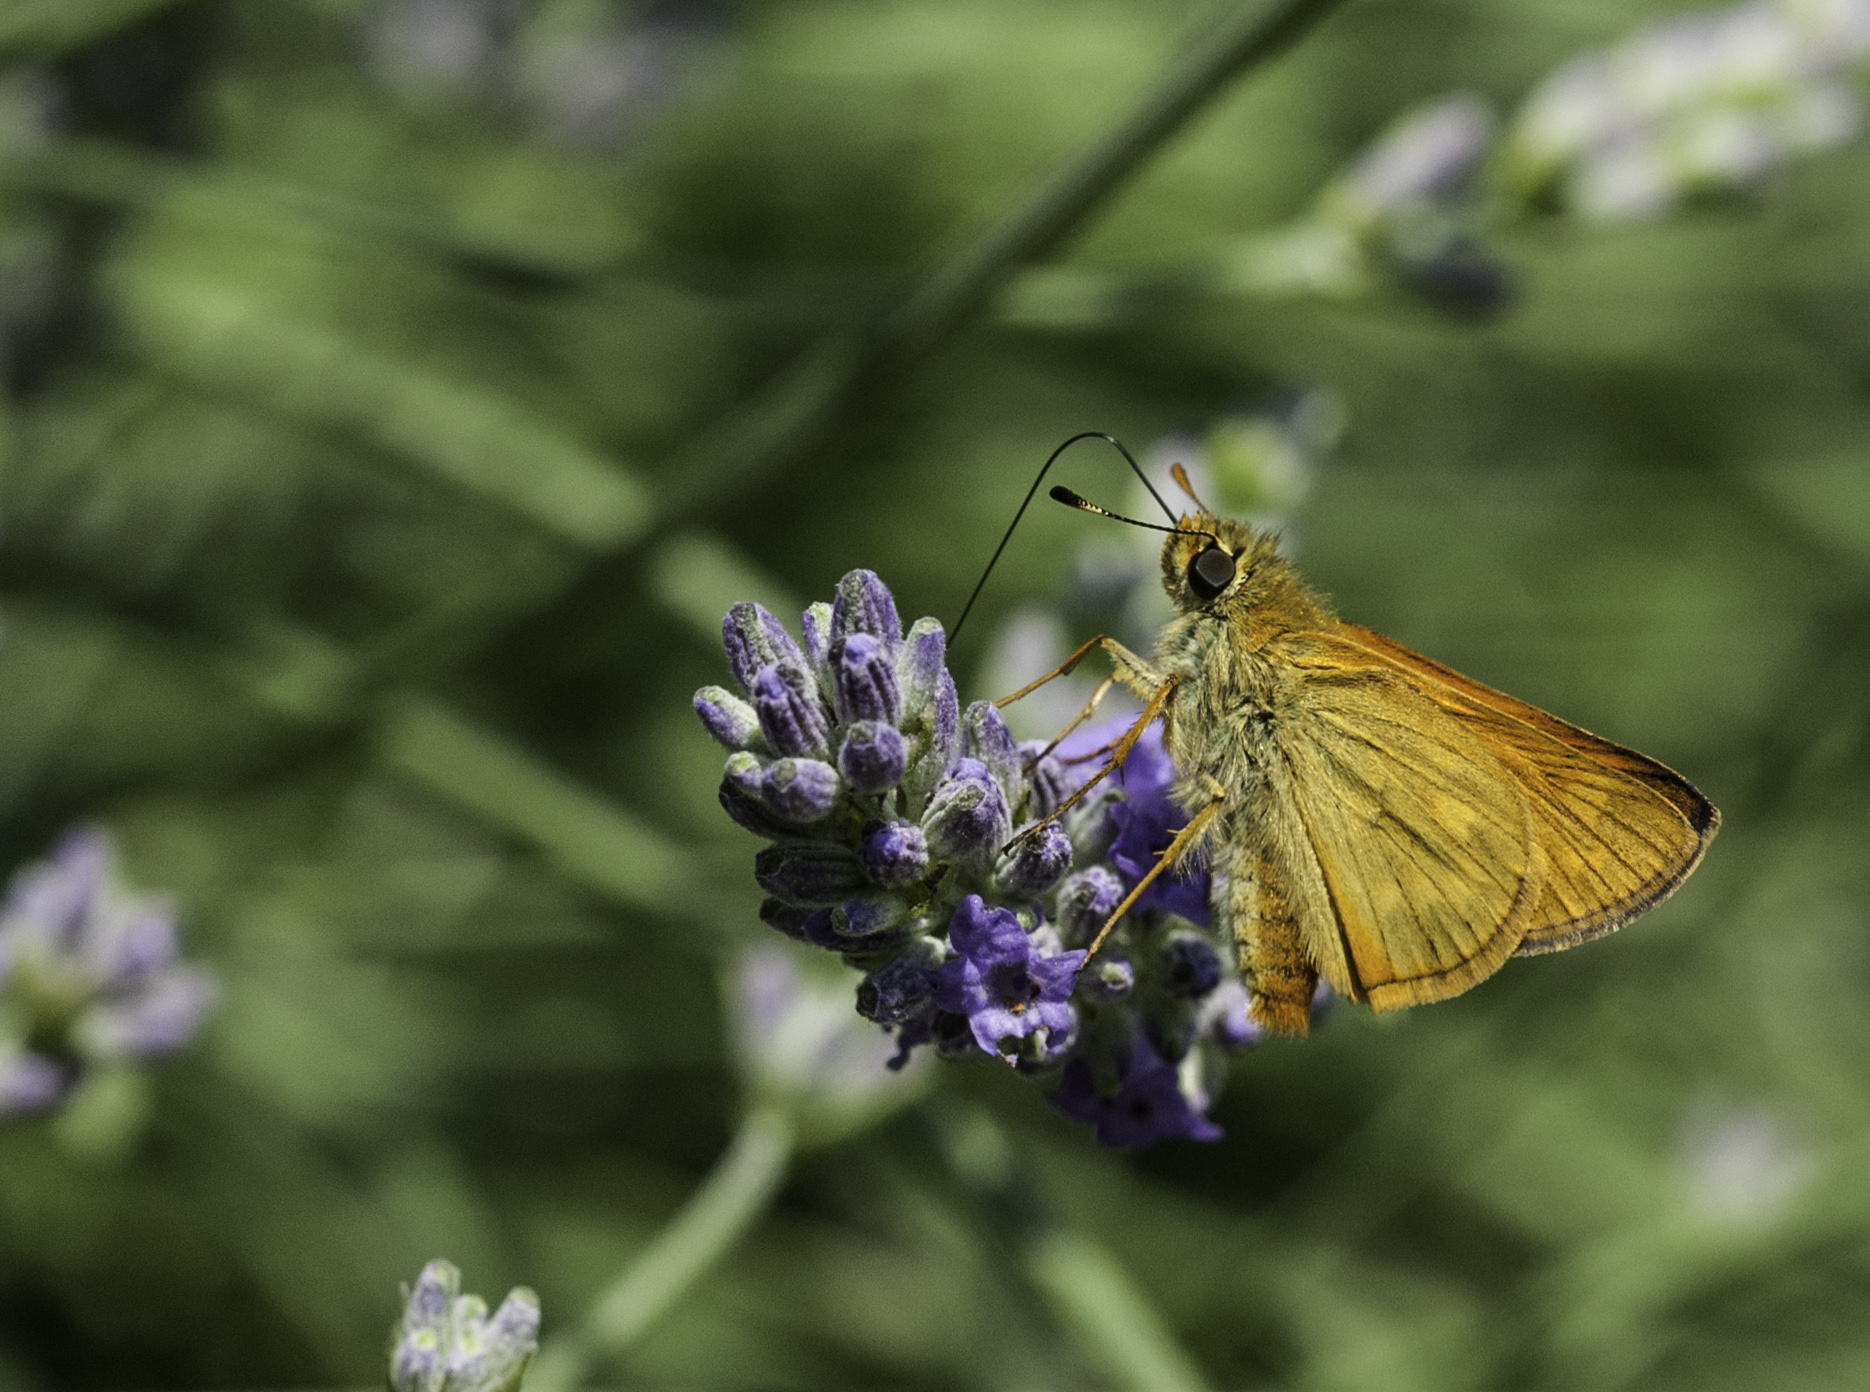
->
[527, 945, 928, 1391]
[0, 826, 216, 1120]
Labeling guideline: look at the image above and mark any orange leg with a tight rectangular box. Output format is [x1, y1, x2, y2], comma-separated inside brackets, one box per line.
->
[1001, 674, 1178, 853]
[992, 634, 1112, 708]
[1078, 780, 1225, 966]
[1022, 675, 1116, 772]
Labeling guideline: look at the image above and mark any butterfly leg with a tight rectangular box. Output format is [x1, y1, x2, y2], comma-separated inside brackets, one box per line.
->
[995, 634, 1164, 706]
[1078, 775, 1226, 966]
[1230, 850, 1318, 1037]
[1001, 672, 1177, 852]
[1023, 675, 1115, 770]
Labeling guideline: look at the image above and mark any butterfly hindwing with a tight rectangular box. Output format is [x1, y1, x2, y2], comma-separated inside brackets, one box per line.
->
[1267, 633, 1541, 1010]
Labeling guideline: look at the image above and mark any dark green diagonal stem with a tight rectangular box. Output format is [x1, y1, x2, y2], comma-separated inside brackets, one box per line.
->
[654, 0, 1346, 523]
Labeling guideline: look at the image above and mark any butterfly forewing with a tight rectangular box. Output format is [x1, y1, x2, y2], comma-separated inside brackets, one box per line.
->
[1333, 624, 1718, 954]
[1271, 634, 1541, 1009]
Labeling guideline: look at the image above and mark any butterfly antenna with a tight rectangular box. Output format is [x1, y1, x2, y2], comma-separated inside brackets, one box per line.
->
[950, 432, 1178, 646]
[1050, 487, 1222, 548]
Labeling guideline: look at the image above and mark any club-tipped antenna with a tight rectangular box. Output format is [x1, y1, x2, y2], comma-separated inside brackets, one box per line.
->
[1051, 487, 1222, 548]
[950, 432, 1178, 646]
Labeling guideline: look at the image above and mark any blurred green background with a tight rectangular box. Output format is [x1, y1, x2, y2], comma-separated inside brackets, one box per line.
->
[2, 0, 1870, 1388]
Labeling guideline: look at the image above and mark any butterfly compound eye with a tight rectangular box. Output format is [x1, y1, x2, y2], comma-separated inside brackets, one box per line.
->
[1187, 546, 1236, 603]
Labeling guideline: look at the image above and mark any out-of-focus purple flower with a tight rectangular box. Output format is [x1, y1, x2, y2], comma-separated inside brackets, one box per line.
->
[731, 945, 928, 1140]
[1161, 932, 1224, 1000]
[933, 896, 1084, 1055]
[1049, 1031, 1224, 1147]
[0, 827, 217, 1120]
[388, 1258, 540, 1392]
[0, 1048, 70, 1115]
[1199, 980, 1261, 1052]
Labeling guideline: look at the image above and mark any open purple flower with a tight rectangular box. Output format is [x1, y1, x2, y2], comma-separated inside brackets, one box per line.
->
[1048, 1030, 1224, 1147]
[933, 895, 1084, 1055]
[1059, 720, 1210, 926]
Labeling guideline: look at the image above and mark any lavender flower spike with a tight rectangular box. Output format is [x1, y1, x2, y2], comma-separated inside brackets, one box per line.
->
[703, 567, 1270, 1148]
[0, 826, 216, 1119]
[389, 1259, 540, 1392]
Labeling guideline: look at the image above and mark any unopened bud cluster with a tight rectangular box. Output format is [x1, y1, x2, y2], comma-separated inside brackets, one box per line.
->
[1500, 0, 1870, 217]
[0, 827, 216, 1118]
[699, 569, 1279, 1145]
[389, 1260, 540, 1392]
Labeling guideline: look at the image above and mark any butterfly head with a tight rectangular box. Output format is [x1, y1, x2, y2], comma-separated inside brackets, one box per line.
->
[1160, 514, 1266, 613]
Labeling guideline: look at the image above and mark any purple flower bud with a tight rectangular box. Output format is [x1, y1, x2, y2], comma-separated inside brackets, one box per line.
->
[920, 758, 1012, 875]
[963, 701, 1023, 803]
[754, 843, 865, 906]
[897, 617, 947, 709]
[1064, 787, 1120, 864]
[838, 721, 907, 795]
[1020, 741, 1070, 819]
[762, 758, 841, 822]
[1055, 865, 1124, 948]
[722, 751, 766, 801]
[694, 685, 764, 751]
[751, 664, 830, 760]
[722, 602, 810, 696]
[831, 569, 902, 651]
[995, 820, 1073, 898]
[901, 669, 960, 812]
[798, 909, 842, 949]
[1162, 932, 1223, 999]
[1082, 955, 1135, 1000]
[829, 633, 901, 725]
[856, 947, 939, 1024]
[859, 819, 929, 888]
[801, 601, 835, 691]
[720, 783, 788, 838]
[759, 898, 812, 940]
[831, 894, 913, 939]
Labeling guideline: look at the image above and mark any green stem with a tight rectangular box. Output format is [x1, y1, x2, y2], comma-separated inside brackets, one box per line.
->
[528, 1105, 797, 1392]
[1023, 1228, 1213, 1392]
[655, 0, 1347, 521]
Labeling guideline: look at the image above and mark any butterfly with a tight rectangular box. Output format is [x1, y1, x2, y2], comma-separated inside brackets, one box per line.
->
[990, 440, 1719, 1036]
